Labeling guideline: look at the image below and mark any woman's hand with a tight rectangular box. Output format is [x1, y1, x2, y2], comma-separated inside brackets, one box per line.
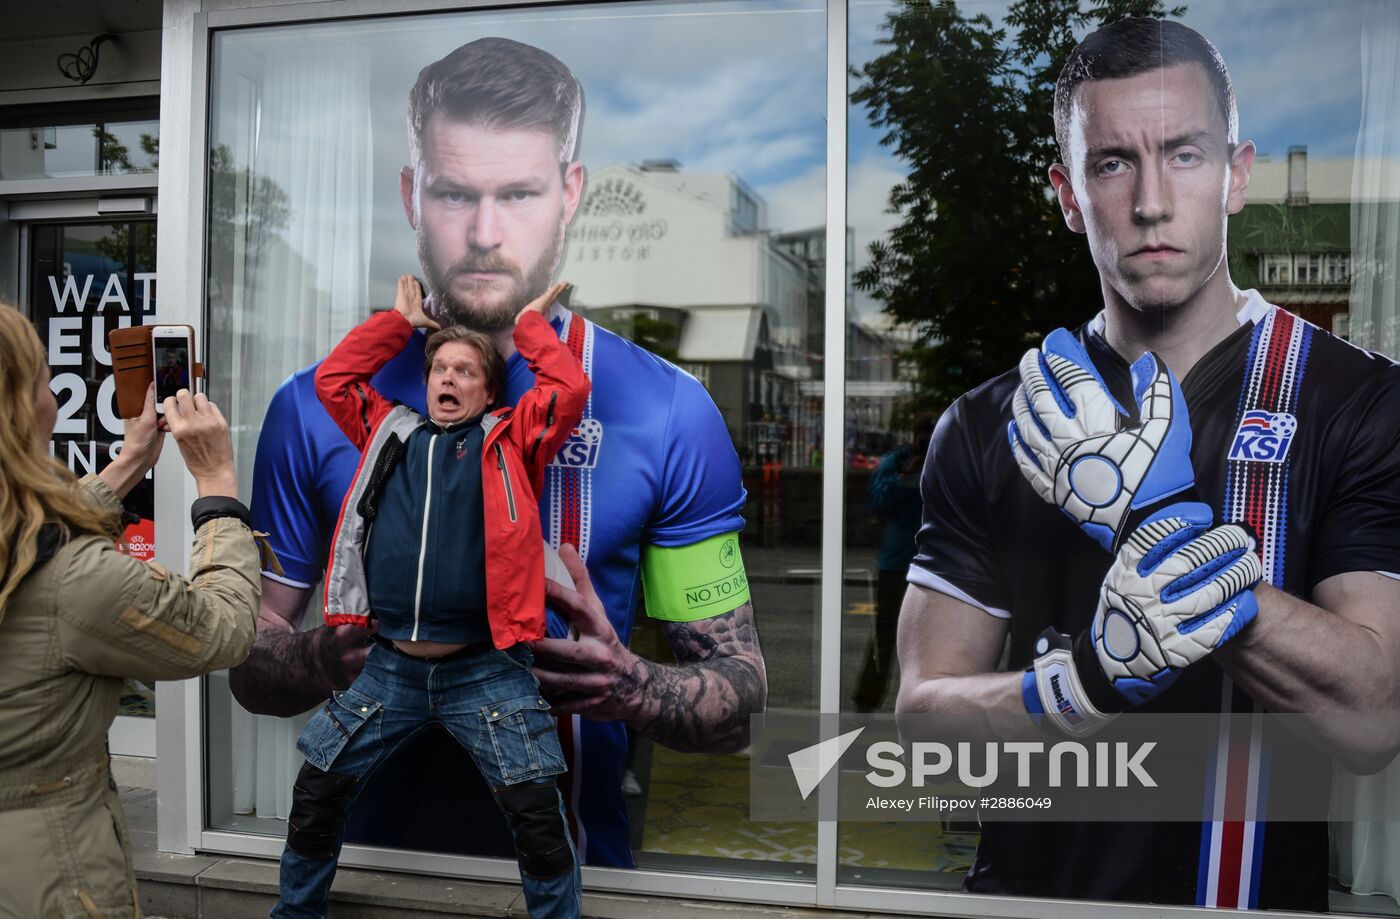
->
[163, 389, 238, 498]
[394, 274, 439, 330]
[515, 281, 569, 326]
[98, 383, 166, 499]
[124, 382, 166, 468]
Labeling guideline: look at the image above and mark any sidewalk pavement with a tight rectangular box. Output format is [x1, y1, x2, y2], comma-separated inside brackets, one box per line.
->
[113, 757, 880, 919]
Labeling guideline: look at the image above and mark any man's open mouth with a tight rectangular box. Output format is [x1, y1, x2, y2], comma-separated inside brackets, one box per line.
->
[437, 394, 461, 410]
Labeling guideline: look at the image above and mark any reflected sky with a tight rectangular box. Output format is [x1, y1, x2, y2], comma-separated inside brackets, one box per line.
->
[849, 0, 1366, 162]
[211, 0, 1371, 320]
[845, 0, 1370, 315]
[214, 1, 827, 313]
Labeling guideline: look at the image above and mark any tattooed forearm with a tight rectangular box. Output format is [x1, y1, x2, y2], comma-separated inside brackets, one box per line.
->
[628, 603, 767, 753]
[228, 628, 345, 717]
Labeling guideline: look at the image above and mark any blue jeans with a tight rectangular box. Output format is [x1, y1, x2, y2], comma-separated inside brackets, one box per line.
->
[271, 641, 580, 919]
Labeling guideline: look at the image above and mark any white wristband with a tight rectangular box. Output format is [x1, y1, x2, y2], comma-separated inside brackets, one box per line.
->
[1025, 647, 1117, 737]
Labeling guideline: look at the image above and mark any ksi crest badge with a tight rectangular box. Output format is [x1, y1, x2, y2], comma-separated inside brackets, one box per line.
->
[1228, 410, 1298, 463]
[550, 418, 604, 468]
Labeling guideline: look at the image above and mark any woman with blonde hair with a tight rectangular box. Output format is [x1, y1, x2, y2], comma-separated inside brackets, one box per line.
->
[0, 302, 263, 918]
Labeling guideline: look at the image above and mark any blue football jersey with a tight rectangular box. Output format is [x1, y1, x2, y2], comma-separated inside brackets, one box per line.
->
[250, 308, 747, 867]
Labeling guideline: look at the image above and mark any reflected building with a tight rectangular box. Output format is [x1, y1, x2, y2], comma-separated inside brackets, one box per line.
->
[1230, 147, 1361, 336]
[1230, 146, 1353, 335]
[566, 161, 912, 468]
[770, 227, 914, 462]
[846, 312, 916, 462]
[1230, 145, 1400, 353]
[564, 160, 813, 465]
[1226, 144, 1400, 358]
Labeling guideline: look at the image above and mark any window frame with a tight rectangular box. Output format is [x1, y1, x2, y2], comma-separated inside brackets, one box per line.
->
[153, 1, 1381, 916]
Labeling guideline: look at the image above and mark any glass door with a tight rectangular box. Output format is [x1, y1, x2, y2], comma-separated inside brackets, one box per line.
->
[26, 219, 159, 755]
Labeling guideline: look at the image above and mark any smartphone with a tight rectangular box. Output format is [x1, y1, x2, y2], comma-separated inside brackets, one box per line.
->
[151, 325, 195, 412]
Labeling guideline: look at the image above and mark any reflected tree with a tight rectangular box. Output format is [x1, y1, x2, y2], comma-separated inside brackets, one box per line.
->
[206, 143, 292, 305]
[625, 313, 680, 362]
[95, 127, 158, 175]
[85, 137, 293, 310]
[590, 311, 680, 362]
[92, 130, 160, 274]
[853, 0, 1182, 405]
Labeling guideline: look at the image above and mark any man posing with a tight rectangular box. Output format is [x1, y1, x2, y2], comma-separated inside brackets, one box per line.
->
[898, 18, 1400, 910]
[231, 37, 766, 869]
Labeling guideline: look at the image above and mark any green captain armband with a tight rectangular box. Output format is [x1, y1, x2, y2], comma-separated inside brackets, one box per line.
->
[641, 532, 750, 622]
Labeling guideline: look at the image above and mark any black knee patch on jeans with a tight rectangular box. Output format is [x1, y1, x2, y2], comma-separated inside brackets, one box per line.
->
[495, 782, 574, 878]
[287, 762, 358, 858]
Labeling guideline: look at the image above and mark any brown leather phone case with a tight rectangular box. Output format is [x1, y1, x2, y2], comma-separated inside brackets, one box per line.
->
[109, 324, 206, 418]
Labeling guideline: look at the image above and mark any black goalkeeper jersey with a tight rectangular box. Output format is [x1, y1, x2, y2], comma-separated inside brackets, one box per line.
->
[911, 294, 1400, 910]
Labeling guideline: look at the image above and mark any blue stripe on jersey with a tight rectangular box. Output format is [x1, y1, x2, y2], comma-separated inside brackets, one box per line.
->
[1196, 721, 1221, 906]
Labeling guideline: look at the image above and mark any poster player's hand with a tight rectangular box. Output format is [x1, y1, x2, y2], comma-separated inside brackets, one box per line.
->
[530, 543, 644, 719]
[515, 282, 569, 326]
[394, 274, 439, 330]
[316, 618, 380, 688]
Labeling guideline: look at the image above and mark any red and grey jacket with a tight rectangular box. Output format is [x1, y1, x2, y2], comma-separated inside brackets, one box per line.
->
[313, 309, 589, 649]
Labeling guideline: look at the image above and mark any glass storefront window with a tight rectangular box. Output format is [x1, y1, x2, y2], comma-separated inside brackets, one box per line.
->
[172, 0, 1400, 911]
[204, 0, 825, 883]
[0, 118, 159, 180]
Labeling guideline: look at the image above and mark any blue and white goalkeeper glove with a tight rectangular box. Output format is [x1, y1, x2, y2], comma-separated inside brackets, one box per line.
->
[1008, 328, 1196, 553]
[1023, 503, 1263, 735]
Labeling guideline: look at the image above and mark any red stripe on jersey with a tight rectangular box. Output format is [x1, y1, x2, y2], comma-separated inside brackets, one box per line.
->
[1216, 712, 1255, 907]
[1244, 468, 1265, 561]
[554, 313, 590, 854]
[1217, 822, 1243, 908]
[560, 474, 581, 549]
[1259, 310, 1295, 411]
[564, 314, 586, 363]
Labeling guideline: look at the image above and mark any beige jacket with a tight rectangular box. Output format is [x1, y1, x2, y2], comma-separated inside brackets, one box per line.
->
[0, 477, 261, 919]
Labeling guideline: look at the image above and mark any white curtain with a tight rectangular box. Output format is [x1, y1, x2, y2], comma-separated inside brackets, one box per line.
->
[225, 36, 374, 820]
[1349, 0, 1400, 357]
[1332, 0, 1400, 905]
[1331, 768, 1400, 903]
[225, 36, 375, 486]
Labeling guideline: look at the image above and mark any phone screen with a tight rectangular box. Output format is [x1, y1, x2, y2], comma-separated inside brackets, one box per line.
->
[153, 337, 192, 402]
